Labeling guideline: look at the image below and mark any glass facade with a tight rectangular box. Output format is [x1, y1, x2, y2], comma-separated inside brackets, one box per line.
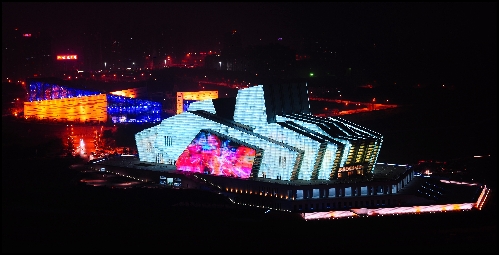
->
[107, 94, 161, 123]
[28, 81, 100, 102]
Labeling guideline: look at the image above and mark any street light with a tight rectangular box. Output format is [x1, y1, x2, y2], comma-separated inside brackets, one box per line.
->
[219, 61, 222, 70]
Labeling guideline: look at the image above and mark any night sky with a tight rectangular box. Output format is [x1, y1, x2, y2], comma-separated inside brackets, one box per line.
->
[3, 3, 496, 51]
[2, 2, 497, 132]
[2, 2, 496, 102]
[2, 2, 497, 91]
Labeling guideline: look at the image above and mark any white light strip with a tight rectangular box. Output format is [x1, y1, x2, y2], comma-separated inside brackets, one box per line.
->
[304, 202, 476, 220]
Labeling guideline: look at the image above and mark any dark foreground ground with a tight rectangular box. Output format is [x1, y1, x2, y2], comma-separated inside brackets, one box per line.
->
[2, 157, 496, 253]
[2, 149, 496, 253]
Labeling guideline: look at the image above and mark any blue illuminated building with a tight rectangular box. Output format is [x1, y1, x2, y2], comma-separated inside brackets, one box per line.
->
[28, 81, 100, 101]
[106, 94, 162, 123]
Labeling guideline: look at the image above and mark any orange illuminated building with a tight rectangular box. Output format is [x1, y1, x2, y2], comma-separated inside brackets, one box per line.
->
[109, 87, 146, 98]
[176, 91, 218, 114]
[24, 94, 108, 123]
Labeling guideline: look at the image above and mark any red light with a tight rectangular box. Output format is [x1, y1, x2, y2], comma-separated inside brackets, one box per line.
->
[57, 55, 78, 60]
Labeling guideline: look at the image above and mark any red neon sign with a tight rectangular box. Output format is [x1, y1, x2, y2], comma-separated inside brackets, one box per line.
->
[57, 55, 78, 60]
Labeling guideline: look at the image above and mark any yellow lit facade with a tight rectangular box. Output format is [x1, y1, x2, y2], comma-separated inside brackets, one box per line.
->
[24, 94, 108, 123]
[176, 91, 218, 114]
[109, 87, 144, 98]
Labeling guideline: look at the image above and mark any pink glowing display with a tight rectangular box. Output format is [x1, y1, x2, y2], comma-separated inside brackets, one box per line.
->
[176, 131, 256, 178]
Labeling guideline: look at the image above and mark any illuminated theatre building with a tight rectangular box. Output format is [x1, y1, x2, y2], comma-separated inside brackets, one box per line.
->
[135, 83, 426, 211]
[131, 83, 491, 218]
[24, 80, 162, 124]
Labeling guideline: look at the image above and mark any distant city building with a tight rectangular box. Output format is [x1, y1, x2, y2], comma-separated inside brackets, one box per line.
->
[176, 91, 219, 115]
[24, 79, 161, 124]
[109, 87, 147, 98]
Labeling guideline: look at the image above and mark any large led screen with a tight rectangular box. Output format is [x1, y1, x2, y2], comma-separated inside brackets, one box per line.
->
[176, 131, 256, 178]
